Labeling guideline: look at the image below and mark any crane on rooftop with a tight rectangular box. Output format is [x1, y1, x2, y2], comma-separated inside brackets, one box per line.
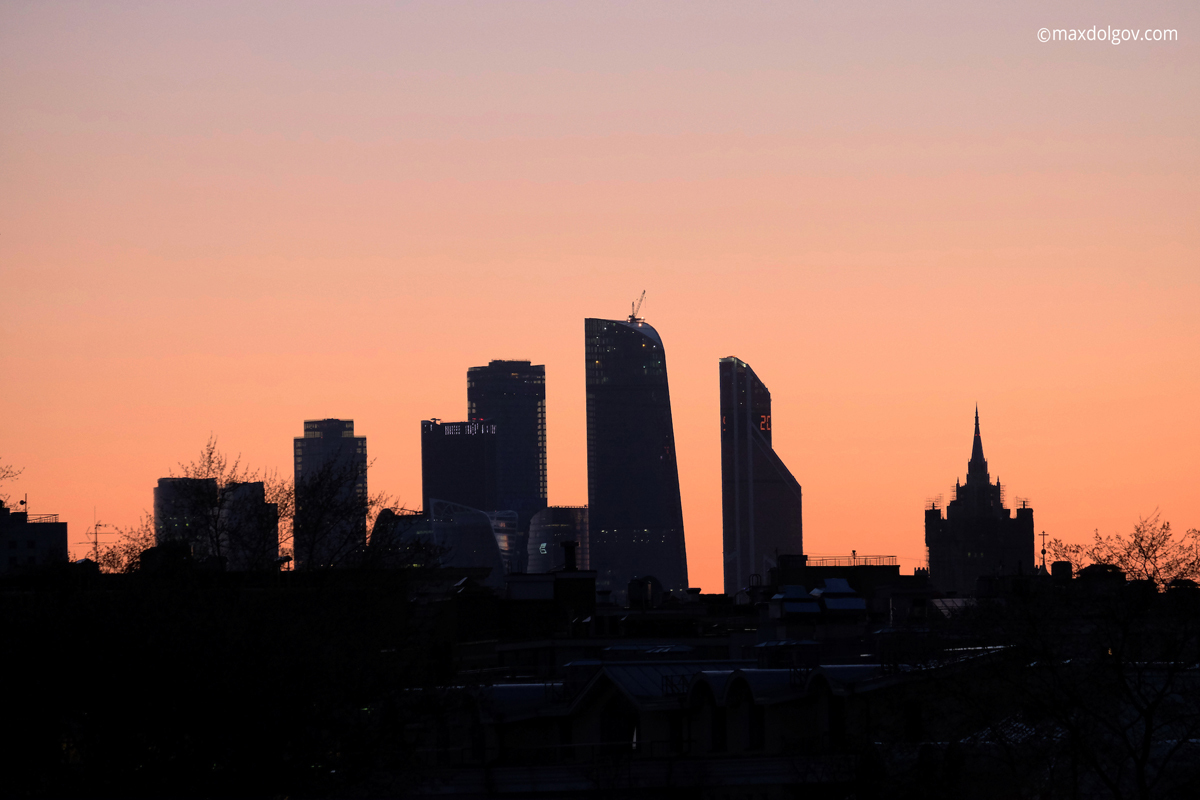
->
[629, 290, 646, 322]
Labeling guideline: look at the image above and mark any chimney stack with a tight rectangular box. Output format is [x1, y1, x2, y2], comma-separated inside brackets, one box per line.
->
[561, 540, 578, 572]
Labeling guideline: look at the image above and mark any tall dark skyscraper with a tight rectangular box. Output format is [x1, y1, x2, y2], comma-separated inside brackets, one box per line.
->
[585, 314, 688, 599]
[293, 419, 367, 569]
[925, 408, 1035, 595]
[719, 357, 804, 595]
[421, 419, 499, 514]
[466, 360, 547, 534]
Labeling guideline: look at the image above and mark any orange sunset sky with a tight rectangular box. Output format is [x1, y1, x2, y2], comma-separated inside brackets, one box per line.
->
[2, 1, 1197, 591]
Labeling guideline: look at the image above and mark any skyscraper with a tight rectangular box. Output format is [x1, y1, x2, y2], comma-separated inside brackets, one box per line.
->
[466, 360, 547, 534]
[924, 408, 1035, 595]
[293, 419, 367, 569]
[585, 313, 688, 600]
[420, 419, 499, 514]
[719, 357, 804, 595]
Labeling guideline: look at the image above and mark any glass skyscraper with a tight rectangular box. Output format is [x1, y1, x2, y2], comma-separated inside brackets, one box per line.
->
[466, 360, 547, 536]
[719, 357, 803, 595]
[585, 315, 688, 600]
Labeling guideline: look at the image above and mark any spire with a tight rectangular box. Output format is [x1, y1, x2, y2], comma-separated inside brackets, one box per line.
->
[967, 405, 988, 482]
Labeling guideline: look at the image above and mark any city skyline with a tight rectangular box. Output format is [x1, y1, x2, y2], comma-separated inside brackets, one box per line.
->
[2, 2, 1197, 594]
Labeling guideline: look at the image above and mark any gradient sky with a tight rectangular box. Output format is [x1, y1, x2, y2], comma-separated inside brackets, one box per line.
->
[2, 1, 1197, 590]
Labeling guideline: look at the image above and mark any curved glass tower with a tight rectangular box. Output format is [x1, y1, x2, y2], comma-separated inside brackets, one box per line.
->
[585, 316, 688, 600]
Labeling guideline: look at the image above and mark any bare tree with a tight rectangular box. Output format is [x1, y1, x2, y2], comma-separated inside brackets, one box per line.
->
[0, 456, 23, 507]
[1048, 512, 1200, 588]
[160, 436, 293, 570]
[95, 513, 157, 574]
[292, 454, 377, 570]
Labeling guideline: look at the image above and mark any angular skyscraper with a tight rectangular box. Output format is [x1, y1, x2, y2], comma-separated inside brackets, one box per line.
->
[466, 360, 547, 535]
[924, 408, 1035, 595]
[585, 313, 688, 600]
[719, 357, 804, 595]
[293, 419, 368, 569]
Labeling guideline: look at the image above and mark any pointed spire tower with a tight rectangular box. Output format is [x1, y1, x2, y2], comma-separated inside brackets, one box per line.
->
[966, 405, 990, 484]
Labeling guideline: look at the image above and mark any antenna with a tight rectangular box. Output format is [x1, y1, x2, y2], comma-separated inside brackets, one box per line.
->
[76, 508, 114, 563]
[629, 290, 646, 322]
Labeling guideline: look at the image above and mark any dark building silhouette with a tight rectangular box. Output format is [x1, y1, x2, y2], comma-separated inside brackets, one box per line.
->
[466, 360, 548, 536]
[427, 498, 510, 588]
[293, 419, 367, 569]
[421, 419, 499, 514]
[153, 478, 278, 569]
[154, 477, 217, 549]
[719, 357, 804, 595]
[924, 408, 1035, 595]
[220, 481, 280, 571]
[584, 314, 688, 600]
[0, 501, 67, 573]
[527, 505, 589, 573]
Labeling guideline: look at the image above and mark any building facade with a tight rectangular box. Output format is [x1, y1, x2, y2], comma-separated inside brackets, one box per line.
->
[719, 357, 804, 595]
[584, 315, 688, 600]
[527, 506, 589, 574]
[466, 360, 548, 537]
[0, 502, 68, 574]
[293, 419, 368, 569]
[924, 409, 1035, 595]
[421, 419, 499, 514]
[154, 477, 218, 551]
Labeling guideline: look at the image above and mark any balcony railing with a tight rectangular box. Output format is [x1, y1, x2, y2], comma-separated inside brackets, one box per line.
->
[804, 554, 896, 567]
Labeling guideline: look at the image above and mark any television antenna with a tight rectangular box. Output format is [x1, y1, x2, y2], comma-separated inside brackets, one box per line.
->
[77, 508, 114, 563]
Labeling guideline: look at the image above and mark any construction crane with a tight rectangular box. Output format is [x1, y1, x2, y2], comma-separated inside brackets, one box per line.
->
[629, 290, 646, 322]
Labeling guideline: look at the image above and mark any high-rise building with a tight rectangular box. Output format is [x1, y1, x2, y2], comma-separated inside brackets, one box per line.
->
[466, 360, 548, 536]
[154, 477, 279, 569]
[924, 408, 1035, 595]
[719, 357, 804, 595]
[420, 419, 499, 514]
[293, 419, 368, 569]
[154, 477, 217, 550]
[527, 506, 589, 574]
[585, 314, 688, 600]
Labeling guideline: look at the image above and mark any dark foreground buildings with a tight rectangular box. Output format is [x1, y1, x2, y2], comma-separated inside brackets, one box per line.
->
[0, 501, 67, 573]
[293, 418, 368, 569]
[719, 357, 804, 595]
[466, 360, 548, 535]
[527, 505, 589, 573]
[925, 408, 1035, 594]
[585, 314, 688, 599]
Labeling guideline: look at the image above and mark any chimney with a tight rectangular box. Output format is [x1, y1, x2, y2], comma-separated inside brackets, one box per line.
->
[561, 540, 578, 572]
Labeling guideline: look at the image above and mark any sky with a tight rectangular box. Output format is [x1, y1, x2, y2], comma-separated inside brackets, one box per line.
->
[1, 1, 1197, 590]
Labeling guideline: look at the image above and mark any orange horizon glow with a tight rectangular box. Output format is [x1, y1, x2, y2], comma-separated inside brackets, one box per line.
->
[2, 2, 1198, 592]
